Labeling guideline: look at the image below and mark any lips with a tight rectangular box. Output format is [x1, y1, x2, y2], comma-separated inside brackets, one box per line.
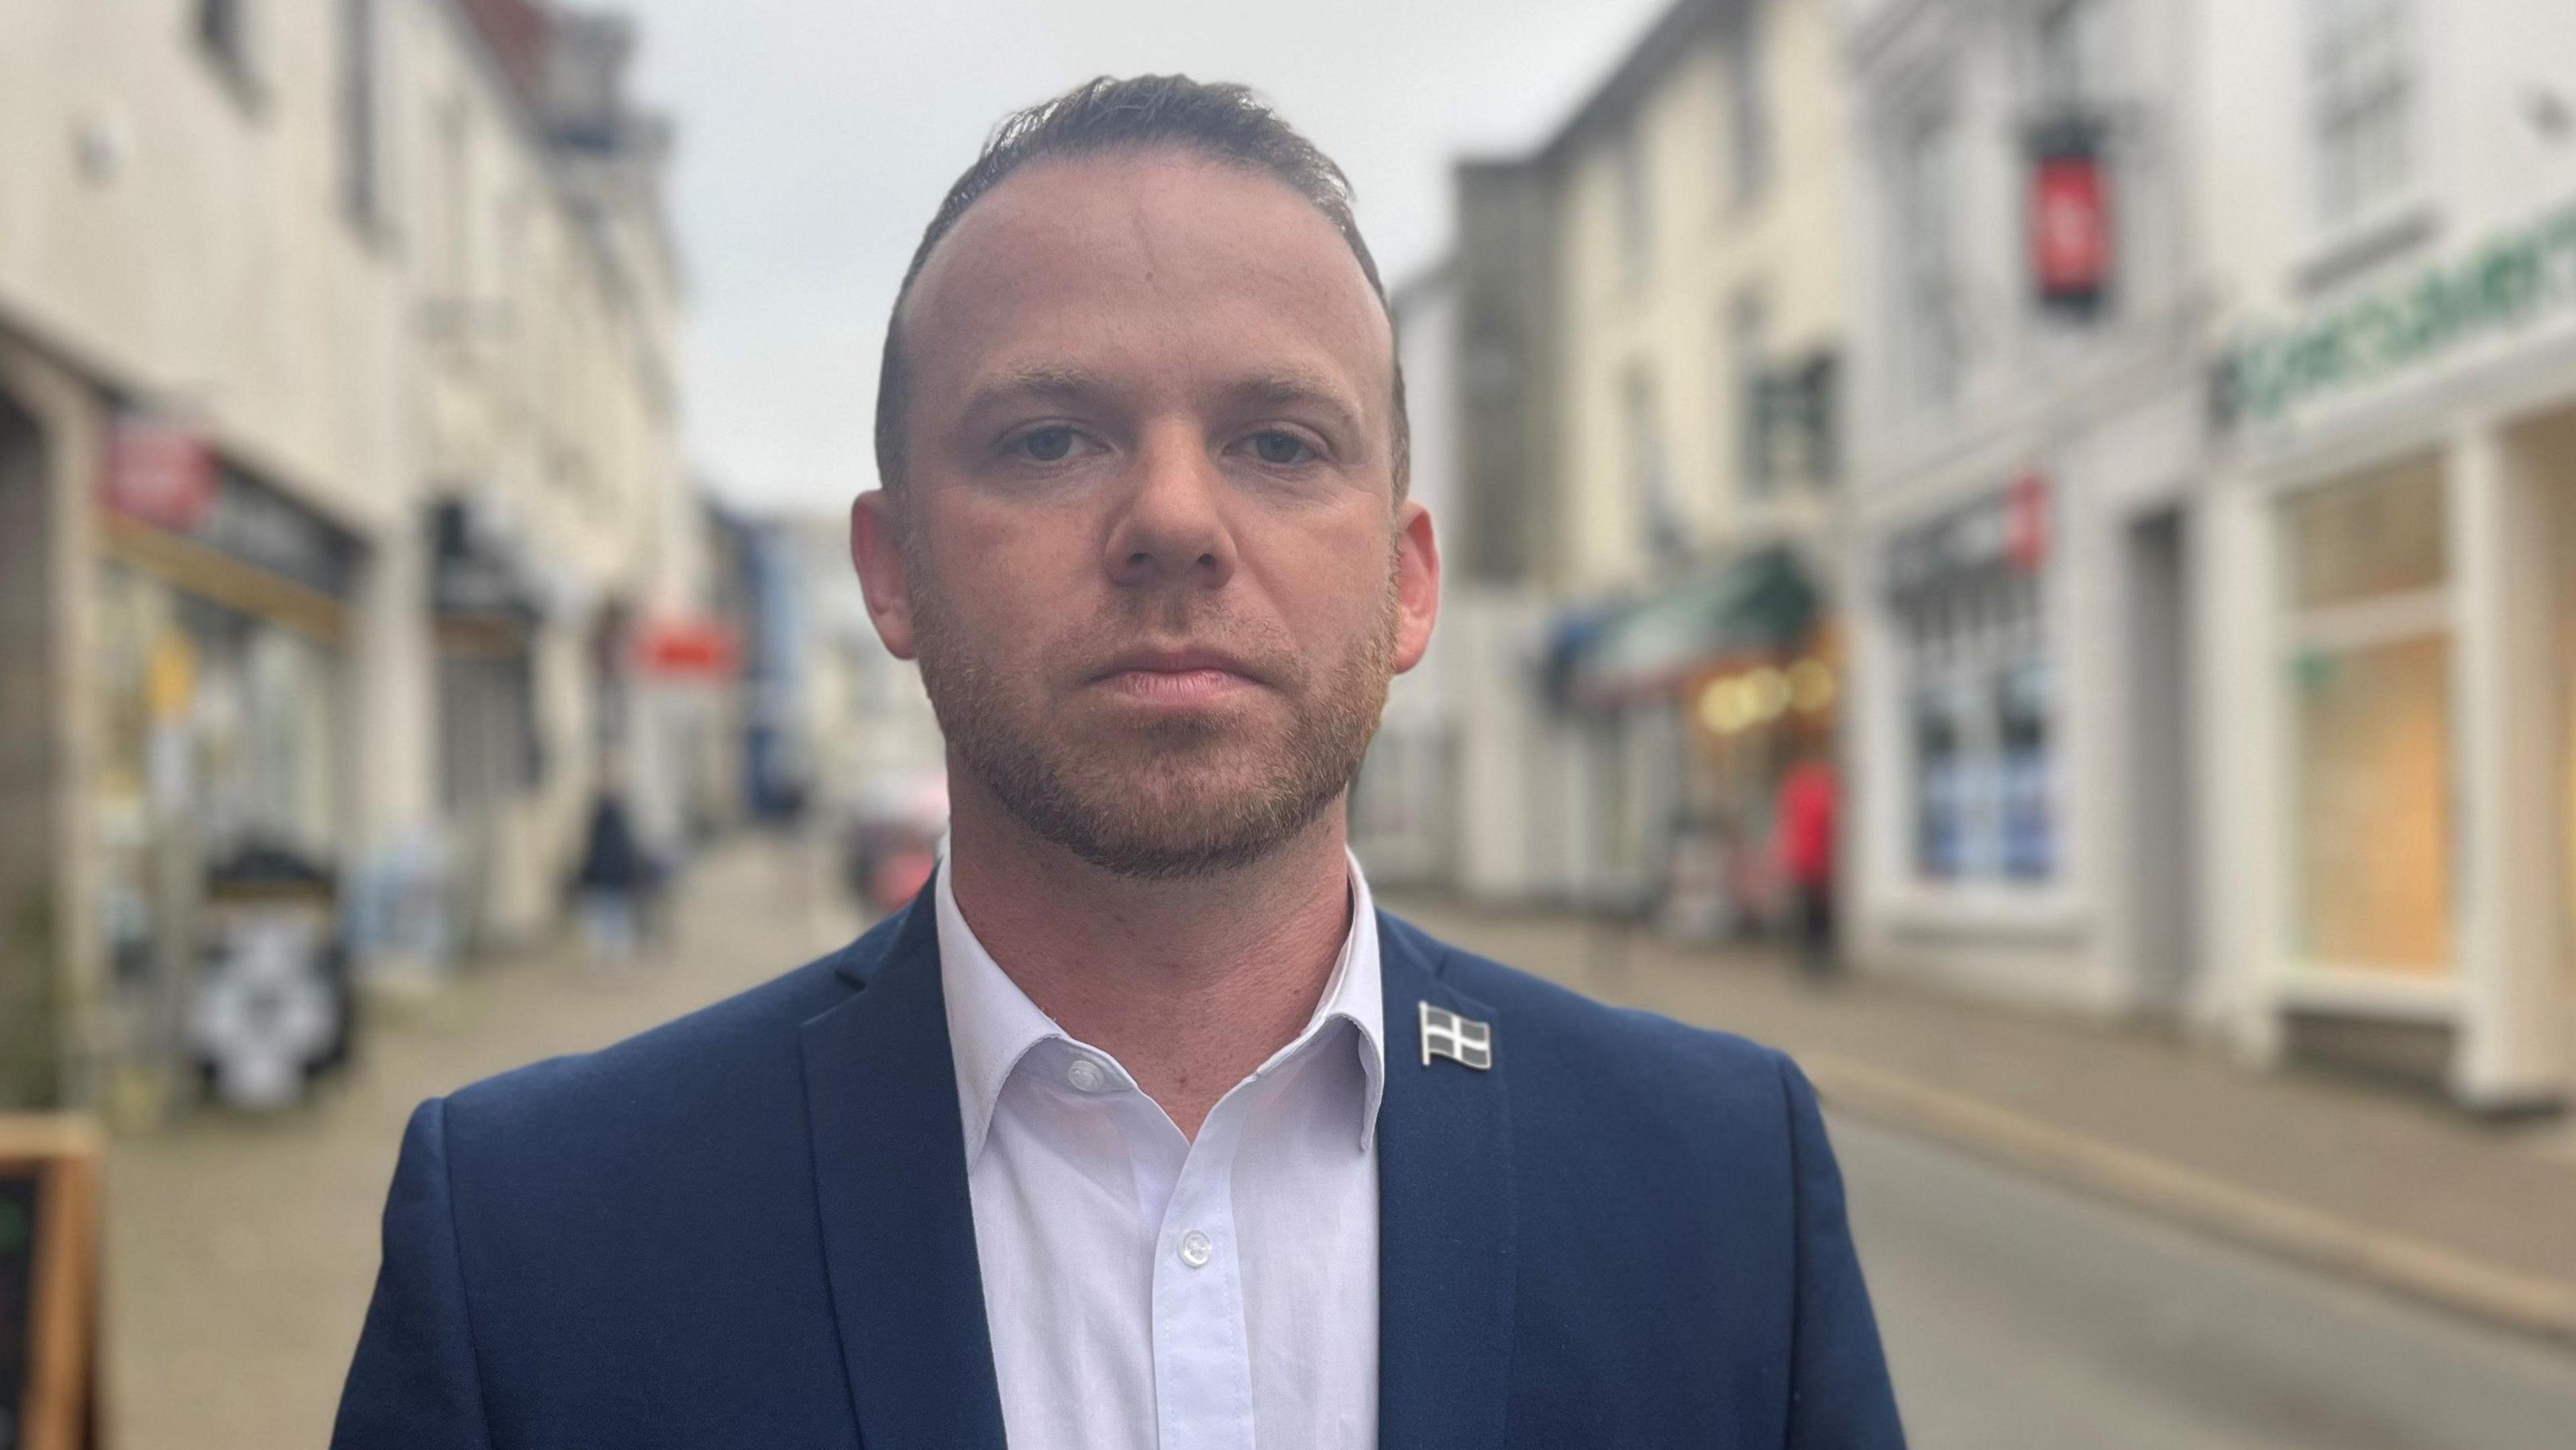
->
[1086, 645, 1268, 706]
[1091, 646, 1266, 683]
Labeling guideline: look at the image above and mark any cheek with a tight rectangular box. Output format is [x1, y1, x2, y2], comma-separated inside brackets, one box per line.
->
[1246, 516, 1395, 641]
[924, 504, 1097, 639]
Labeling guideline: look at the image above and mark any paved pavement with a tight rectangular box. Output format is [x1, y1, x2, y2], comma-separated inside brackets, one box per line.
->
[1847, 1119, 2576, 1449]
[101, 833, 862, 1450]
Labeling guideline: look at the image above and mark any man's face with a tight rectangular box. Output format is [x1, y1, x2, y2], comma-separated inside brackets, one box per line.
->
[852, 148, 1439, 879]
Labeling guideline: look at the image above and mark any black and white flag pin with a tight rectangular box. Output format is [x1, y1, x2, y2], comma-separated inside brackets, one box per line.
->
[1419, 1001, 1493, 1070]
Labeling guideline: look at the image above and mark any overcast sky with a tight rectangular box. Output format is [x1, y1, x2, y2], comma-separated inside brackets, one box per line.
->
[616, 0, 1670, 515]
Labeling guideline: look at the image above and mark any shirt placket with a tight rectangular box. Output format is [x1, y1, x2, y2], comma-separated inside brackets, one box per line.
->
[1146, 1079, 1260, 1450]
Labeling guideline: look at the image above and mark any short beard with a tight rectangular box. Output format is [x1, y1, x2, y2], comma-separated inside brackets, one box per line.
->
[906, 539, 1399, 882]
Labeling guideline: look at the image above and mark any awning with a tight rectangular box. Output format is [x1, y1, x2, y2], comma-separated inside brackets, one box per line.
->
[1558, 545, 1819, 707]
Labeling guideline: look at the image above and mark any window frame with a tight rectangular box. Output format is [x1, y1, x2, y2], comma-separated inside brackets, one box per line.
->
[2306, 0, 2419, 233]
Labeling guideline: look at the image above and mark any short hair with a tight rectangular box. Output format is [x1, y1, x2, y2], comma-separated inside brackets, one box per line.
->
[873, 74, 1409, 501]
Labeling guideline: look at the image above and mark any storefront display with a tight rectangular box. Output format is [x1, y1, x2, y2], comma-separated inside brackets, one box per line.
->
[90, 442, 361, 1111]
[2279, 456, 2453, 974]
[1886, 488, 2057, 886]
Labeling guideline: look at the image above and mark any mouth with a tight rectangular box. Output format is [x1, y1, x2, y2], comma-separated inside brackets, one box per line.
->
[1087, 648, 1267, 707]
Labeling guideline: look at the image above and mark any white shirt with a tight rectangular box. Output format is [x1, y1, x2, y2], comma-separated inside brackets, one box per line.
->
[935, 852, 1385, 1450]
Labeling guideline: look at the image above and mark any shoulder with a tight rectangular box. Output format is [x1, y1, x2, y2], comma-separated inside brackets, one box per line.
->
[435, 910, 898, 1153]
[1379, 911, 1803, 1134]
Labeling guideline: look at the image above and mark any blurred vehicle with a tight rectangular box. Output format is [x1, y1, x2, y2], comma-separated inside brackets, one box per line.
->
[839, 768, 949, 916]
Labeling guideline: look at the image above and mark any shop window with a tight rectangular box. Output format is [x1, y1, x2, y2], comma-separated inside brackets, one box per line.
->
[2284, 455, 2445, 610]
[1902, 572, 2054, 884]
[1892, 107, 1966, 416]
[2290, 635, 2452, 970]
[1722, 9, 1772, 206]
[1625, 368, 1683, 561]
[1616, 119, 1653, 290]
[2309, 0, 2416, 227]
[439, 649, 541, 815]
[1729, 293, 1770, 497]
[1911, 692, 1968, 879]
[2282, 457, 2452, 973]
[341, 0, 385, 231]
[1998, 660, 2055, 880]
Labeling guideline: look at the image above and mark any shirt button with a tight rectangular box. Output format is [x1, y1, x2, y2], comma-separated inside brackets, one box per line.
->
[1066, 1058, 1106, 1093]
[1178, 1230, 1214, 1268]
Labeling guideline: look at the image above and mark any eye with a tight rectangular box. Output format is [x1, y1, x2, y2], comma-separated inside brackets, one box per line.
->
[1248, 431, 1313, 466]
[1012, 426, 1079, 463]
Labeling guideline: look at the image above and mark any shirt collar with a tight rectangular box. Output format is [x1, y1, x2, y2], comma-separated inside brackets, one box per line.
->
[935, 843, 1388, 1165]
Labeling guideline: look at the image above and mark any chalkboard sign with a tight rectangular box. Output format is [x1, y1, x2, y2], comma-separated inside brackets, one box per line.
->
[0, 1118, 99, 1450]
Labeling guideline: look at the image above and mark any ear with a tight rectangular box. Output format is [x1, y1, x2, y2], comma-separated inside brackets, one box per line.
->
[1390, 499, 1440, 676]
[850, 489, 920, 661]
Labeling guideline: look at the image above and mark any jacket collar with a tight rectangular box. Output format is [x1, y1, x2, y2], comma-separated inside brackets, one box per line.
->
[802, 882, 1515, 1450]
[1373, 917, 1518, 1450]
[932, 849, 1391, 1163]
[803, 882, 1009, 1450]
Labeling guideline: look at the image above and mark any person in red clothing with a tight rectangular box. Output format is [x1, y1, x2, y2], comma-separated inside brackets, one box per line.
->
[1774, 735, 1840, 978]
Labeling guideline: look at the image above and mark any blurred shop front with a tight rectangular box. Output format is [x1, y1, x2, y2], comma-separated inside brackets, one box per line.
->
[2207, 199, 2576, 1108]
[429, 496, 555, 953]
[89, 414, 367, 1115]
[1846, 475, 2094, 1007]
[1549, 545, 1835, 938]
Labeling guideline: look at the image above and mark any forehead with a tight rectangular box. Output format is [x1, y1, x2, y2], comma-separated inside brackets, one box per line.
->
[898, 148, 1394, 413]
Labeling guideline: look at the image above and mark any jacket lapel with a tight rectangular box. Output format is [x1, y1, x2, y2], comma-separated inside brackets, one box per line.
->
[1375, 915, 1517, 1449]
[800, 886, 1009, 1450]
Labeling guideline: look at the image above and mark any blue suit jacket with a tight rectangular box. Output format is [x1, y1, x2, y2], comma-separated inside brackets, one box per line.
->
[333, 891, 1905, 1448]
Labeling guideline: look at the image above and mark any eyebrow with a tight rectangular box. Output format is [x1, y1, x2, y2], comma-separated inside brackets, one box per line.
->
[952, 361, 1370, 439]
[955, 363, 1111, 419]
[1221, 366, 1366, 438]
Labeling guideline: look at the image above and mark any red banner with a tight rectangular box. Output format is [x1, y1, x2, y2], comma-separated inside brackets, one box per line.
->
[2030, 146, 2112, 313]
[635, 619, 737, 677]
[101, 413, 215, 531]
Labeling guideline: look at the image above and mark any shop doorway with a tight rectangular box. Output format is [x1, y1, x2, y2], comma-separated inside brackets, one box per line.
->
[2124, 506, 2199, 1015]
[0, 391, 58, 1104]
[2498, 403, 2576, 1094]
[2548, 423, 2576, 1068]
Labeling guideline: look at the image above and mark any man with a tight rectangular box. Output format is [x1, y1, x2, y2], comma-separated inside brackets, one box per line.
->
[333, 76, 1904, 1449]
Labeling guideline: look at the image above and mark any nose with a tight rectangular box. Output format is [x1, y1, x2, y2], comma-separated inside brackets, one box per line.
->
[1103, 421, 1236, 591]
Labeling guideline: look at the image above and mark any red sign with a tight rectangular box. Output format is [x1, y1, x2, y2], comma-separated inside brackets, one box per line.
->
[2006, 470, 2051, 572]
[101, 413, 215, 531]
[2030, 145, 2112, 313]
[635, 619, 737, 678]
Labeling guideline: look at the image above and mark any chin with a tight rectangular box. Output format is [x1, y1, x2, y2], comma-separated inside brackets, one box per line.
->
[1016, 744, 1350, 882]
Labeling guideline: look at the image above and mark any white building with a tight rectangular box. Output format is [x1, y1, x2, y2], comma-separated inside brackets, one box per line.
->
[2194, 0, 2576, 1107]
[1421, 0, 1856, 919]
[0, 0, 690, 1113]
[1841, 0, 2576, 1108]
[1840, 0, 2210, 1015]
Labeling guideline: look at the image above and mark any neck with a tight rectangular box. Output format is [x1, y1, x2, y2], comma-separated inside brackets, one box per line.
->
[943, 773, 1357, 1140]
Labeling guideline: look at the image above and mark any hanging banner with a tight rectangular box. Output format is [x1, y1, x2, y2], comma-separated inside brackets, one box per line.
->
[2028, 118, 2112, 316]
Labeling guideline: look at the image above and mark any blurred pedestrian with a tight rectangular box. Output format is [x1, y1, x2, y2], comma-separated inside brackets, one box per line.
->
[572, 785, 647, 970]
[337, 75, 1902, 1450]
[1775, 734, 1841, 980]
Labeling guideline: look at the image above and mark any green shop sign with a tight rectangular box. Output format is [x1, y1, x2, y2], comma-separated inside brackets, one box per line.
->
[2215, 201, 2576, 427]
